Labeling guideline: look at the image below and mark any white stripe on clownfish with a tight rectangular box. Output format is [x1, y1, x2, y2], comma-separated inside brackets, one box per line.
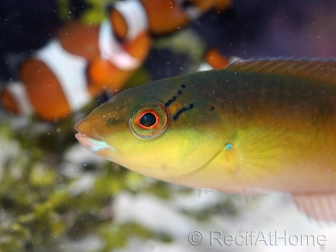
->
[184, 5, 202, 20]
[198, 56, 242, 71]
[197, 62, 213, 72]
[99, 21, 140, 70]
[5, 82, 34, 116]
[35, 40, 91, 111]
[174, 0, 202, 20]
[114, 0, 148, 41]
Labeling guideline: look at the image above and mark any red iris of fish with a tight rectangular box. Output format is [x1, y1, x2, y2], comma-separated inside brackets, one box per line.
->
[136, 109, 160, 129]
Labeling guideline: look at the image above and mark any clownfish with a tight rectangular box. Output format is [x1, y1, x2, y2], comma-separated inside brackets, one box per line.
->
[76, 58, 336, 222]
[110, 0, 232, 41]
[0, 21, 151, 121]
[0, 0, 232, 121]
[198, 48, 240, 71]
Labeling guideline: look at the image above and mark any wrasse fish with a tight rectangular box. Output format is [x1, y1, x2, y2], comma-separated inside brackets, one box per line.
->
[77, 57, 336, 221]
[1, 0, 231, 121]
[76, 58, 336, 222]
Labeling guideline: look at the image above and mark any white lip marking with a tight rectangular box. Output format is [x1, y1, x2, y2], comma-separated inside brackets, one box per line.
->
[89, 138, 117, 152]
[75, 133, 117, 153]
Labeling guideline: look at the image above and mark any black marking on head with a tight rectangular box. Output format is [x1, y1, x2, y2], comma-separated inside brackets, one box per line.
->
[165, 85, 186, 108]
[165, 84, 186, 108]
[164, 96, 176, 107]
[211, 106, 215, 111]
[173, 103, 195, 121]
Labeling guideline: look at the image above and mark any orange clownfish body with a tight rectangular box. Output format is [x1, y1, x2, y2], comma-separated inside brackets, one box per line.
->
[198, 48, 240, 71]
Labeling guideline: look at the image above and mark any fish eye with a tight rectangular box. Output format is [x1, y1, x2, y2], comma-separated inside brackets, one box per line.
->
[138, 111, 158, 129]
[130, 102, 169, 139]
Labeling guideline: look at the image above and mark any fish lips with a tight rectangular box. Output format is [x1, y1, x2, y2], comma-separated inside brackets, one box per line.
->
[75, 132, 102, 152]
[75, 118, 117, 156]
[75, 118, 99, 142]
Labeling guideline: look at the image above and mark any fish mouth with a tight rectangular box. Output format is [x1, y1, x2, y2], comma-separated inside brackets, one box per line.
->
[74, 118, 101, 141]
[75, 118, 117, 154]
[75, 132, 112, 153]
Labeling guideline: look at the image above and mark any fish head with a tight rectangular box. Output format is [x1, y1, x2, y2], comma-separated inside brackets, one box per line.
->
[75, 76, 227, 183]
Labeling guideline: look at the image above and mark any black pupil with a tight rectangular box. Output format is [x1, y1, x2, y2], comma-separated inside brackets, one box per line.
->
[140, 113, 157, 127]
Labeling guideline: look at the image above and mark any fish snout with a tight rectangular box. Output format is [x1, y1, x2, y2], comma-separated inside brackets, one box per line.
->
[75, 117, 119, 158]
[75, 118, 109, 152]
[74, 117, 104, 144]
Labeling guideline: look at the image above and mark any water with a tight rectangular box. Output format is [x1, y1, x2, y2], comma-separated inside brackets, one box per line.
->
[1, 0, 336, 251]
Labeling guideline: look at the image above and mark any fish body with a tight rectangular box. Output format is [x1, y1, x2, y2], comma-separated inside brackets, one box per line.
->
[76, 59, 336, 221]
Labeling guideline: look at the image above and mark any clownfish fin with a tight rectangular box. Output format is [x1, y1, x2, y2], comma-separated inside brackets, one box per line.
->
[198, 48, 241, 71]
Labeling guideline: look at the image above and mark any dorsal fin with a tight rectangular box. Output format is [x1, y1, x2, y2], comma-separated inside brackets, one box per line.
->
[226, 58, 336, 86]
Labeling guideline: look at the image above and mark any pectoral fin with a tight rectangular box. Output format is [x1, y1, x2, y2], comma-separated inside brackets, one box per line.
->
[293, 192, 336, 222]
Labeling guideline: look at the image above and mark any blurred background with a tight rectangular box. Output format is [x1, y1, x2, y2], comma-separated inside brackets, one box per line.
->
[0, 0, 336, 251]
